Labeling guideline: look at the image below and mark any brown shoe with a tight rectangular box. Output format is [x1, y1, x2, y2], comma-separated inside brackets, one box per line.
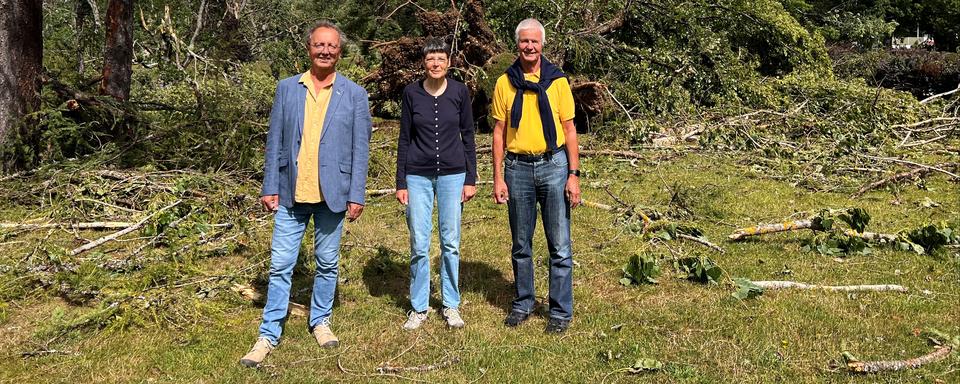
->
[313, 324, 339, 348]
[239, 337, 274, 368]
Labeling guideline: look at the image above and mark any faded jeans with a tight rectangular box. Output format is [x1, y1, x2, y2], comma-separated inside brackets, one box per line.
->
[406, 173, 465, 312]
[505, 149, 573, 321]
[258, 202, 344, 345]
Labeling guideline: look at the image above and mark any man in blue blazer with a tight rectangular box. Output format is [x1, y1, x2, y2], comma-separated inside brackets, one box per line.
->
[241, 20, 371, 368]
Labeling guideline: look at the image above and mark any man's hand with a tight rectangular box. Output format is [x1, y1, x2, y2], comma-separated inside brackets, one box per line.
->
[462, 185, 477, 203]
[396, 189, 409, 205]
[347, 202, 364, 222]
[260, 195, 279, 212]
[565, 175, 581, 208]
[493, 180, 509, 204]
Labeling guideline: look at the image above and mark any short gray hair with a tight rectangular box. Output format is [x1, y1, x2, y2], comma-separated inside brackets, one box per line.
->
[514, 18, 546, 44]
[421, 37, 451, 58]
[304, 20, 346, 47]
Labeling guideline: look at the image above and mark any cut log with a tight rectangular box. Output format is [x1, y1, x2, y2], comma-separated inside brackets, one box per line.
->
[728, 220, 814, 240]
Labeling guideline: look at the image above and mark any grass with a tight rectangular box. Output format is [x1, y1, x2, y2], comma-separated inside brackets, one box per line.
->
[0, 127, 958, 383]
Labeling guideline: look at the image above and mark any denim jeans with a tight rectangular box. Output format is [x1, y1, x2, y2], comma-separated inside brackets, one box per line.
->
[259, 202, 344, 345]
[406, 173, 465, 312]
[505, 149, 573, 321]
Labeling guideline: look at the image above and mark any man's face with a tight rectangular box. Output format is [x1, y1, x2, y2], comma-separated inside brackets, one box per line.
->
[307, 27, 341, 72]
[517, 28, 543, 67]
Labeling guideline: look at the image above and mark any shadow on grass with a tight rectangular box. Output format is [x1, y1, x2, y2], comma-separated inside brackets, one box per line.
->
[362, 246, 409, 310]
[460, 260, 513, 313]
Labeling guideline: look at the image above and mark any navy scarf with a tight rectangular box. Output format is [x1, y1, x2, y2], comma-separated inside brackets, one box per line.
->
[505, 56, 566, 151]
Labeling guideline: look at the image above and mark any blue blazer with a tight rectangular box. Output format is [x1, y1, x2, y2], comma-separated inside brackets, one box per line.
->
[260, 73, 372, 213]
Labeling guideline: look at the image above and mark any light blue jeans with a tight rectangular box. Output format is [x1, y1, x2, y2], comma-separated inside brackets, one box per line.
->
[259, 202, 344, 345]
[406, 173, 465, 312]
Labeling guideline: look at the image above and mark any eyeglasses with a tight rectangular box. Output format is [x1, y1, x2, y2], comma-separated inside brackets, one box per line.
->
[310, 43, 340, 52]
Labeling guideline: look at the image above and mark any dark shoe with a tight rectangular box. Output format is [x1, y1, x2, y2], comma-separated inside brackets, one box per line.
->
[503, 311, 529, 327]
[545, 318, 570, 334]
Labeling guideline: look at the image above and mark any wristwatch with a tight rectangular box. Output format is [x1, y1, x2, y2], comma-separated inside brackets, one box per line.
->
[568, 169, 580, 177]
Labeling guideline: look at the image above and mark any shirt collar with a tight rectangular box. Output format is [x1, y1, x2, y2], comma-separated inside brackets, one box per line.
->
[298, 71, 336, 88]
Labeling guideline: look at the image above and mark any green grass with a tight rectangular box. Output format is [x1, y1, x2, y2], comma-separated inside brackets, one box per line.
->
[0, 128, 958, 383]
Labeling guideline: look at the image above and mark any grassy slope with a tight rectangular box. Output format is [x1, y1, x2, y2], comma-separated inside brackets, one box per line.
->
[0, 128, 958, 383]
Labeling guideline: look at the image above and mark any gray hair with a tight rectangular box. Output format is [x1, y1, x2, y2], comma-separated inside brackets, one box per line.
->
[514, 18, 546, 44]
[304, 20, 346, 47]
[421, 37, 451, 58]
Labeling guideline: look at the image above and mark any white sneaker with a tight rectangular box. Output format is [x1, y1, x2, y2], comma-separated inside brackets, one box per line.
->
[442, 307, 465, 328]
[403, 310, 429, 330]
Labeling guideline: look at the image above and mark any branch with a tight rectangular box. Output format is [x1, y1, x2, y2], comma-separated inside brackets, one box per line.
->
[852, 163, 958, 198]
[68, 200, 182, 256]
[855, 154, 959, 180]
[848, 346, 952, 373]
[376, 356, 461, 374]
[920, 83, 960, 104]
[728, 220, 814, 240]
[0, 222, 133, 230]
[751, 281, 908, 293]
[677, 233, 725, 253]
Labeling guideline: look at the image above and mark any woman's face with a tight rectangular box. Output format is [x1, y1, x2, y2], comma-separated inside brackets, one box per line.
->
[424, 52, 449, 80]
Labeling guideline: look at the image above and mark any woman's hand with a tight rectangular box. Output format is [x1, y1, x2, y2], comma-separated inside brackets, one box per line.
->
[462, 185, 477, 202]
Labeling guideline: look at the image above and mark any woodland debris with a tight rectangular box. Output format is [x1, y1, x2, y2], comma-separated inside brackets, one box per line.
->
[847, 346, 953, 373]
[728, 219, 814, 240]
[231, 283, 308, 317]
[851, 163, 959, 198]
[751, 281, 908, 293]
[68, 200, 182, 256]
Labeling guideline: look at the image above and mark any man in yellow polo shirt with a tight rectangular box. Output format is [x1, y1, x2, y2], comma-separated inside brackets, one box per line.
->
[491, 18, 582, 334]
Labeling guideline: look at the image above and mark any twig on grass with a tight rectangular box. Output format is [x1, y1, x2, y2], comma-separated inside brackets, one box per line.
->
[337, 347, 433, 383]
[376, 356, 461, 374]
[677, 233, 725, 253]
[0, 222, 134, 230]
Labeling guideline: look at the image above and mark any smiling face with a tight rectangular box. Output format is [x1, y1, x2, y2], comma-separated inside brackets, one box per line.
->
[307, 27, 341, 72]
[423, 52, 449, 80]
[517, 28, 543, 67]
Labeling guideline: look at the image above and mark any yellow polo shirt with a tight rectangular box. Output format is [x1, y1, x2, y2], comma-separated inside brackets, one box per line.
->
[490, 70, 575, 154]
[295, 72, 334, 203]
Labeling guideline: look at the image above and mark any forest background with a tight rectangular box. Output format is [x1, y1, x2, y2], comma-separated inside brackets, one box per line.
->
[0, 0, 958, 382]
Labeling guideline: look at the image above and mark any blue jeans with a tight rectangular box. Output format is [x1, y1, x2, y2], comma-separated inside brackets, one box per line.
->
[259, 202, 344, 345]
[505, 150, 573, 321]
[406, 173, 465, 312]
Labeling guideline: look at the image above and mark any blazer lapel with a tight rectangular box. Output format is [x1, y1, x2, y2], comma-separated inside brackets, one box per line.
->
[320, 73, 345, 143]
[293, 82, 307, 142]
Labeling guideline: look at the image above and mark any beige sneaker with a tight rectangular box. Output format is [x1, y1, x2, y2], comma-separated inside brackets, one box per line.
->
[239, 337, 274, 368]
[402, 310, 429, 330]
[313, 324, 339, 348]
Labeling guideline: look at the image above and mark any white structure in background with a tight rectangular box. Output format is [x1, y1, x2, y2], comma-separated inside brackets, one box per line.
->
[892, 26, 935, 49]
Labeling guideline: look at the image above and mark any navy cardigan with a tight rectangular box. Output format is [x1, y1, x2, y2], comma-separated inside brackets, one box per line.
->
[396, 79, 477, 189]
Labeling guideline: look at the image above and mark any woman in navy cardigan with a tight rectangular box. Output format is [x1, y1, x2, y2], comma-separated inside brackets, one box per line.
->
[395, 37, 477, 330]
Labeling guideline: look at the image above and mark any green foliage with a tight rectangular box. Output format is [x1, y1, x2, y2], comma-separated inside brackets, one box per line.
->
[626, 358, 664, 373]
[904, 222, 959, 255]
[802, 232, 872, 256]
[620, 253, 660, 286]
[731, 278, 765, 300]
[837, 207, 871, 233]
[674, 256, 722, 284]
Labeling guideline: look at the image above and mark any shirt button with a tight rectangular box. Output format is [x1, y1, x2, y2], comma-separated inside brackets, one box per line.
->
[434, 117, 438, 120]
[435, 140, 438, 143]
[436, 147, 439, 150]
[436, 154, 440, 157]
[435, 132, 439, 135]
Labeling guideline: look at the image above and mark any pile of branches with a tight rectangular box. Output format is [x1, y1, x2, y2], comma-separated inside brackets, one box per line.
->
[0, 164, 266, 340]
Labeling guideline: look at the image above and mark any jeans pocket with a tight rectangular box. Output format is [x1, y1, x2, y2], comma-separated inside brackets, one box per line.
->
[550, 152, 569, 168]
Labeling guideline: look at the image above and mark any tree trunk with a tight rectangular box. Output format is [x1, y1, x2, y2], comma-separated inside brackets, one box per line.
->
[0, 0, 43, 164]
[100, 0, 135, 101]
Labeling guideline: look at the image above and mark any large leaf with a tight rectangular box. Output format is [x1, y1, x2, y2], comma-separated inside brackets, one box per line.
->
[675, 256, 722, 284]
[622, 253, 660, 286]
[732, 278, 765, 300]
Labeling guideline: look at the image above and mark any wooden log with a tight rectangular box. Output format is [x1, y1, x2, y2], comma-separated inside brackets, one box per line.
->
[728, 220, 814, 240]
[231, 283, 308, 317]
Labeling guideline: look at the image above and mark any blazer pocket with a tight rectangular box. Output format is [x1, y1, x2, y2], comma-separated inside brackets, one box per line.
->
[278, 155, 289, 167]
[338, 160, 351, 173]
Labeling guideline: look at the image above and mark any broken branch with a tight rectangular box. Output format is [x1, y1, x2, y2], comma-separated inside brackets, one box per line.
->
[68, 200, 182, 256]
[847, 346, 952, 373]
[751, 281, 908, 293]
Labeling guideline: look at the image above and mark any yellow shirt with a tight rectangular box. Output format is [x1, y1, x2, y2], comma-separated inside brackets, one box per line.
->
[295, 72, 334, 203]
[490, 70, 575, 154]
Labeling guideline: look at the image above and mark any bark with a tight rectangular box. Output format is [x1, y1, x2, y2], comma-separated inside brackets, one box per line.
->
[0, 0, 43, 164]
[100, 0, 135, 101]
[728, 220, 814, 240]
